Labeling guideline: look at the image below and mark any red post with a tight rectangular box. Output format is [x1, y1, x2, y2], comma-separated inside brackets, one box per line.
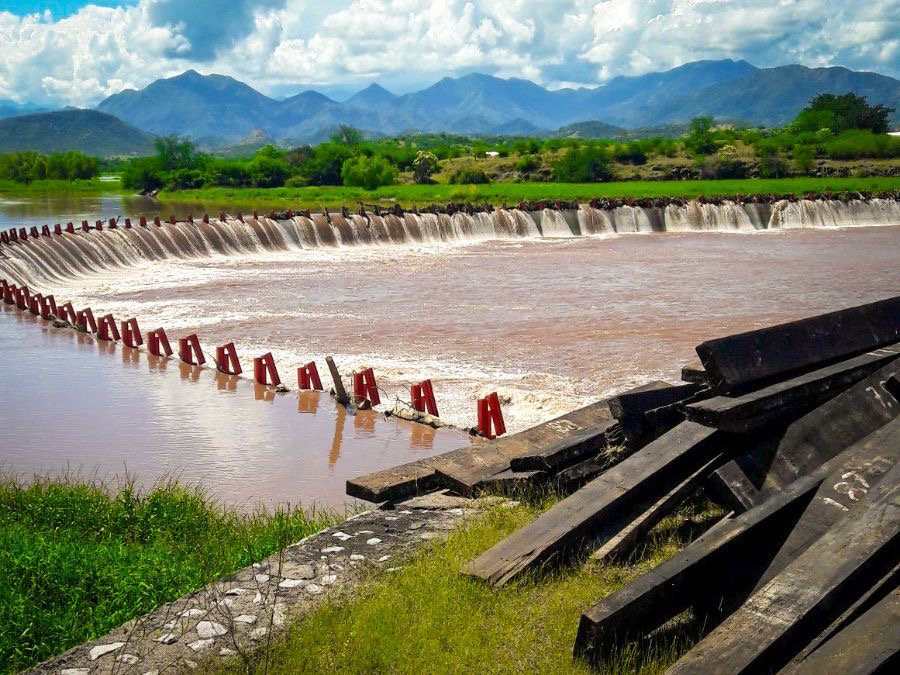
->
[477, 392, 506, 439]
[219, 212, 226, 222]
[41, 225, 51, 237]
[147, 328, 173, 357]
[108, 218, 117, 229]
[30, 226, 39, 238]
[140, 216, 148, 227]
[202, 213, 209, 224]
[154, 216, 161, 227]
[1, 232, 8, 244]
[10, 228, 19, 242]
[0, 280, 8, 302]
[353, 368, 381, 406]
[16, 286, 29, 310]
[81, 221, 89, 232]
[3, 282, 16, 304]
[121, 318, 142, 348]
[178, 334, 205, 366]
[53, 224, 62, 235]
[297, 361, 323, 390]
[66, 222, 75, 234]
[19, 228, 28, 240]
[169, 215, 177, 225]
[57, 302, 76, 323]
[95, 220, 103, 231]
[75, 308, 97, 333]
[411, 379, 439, 417]
[187, 214, 193, 224]
[215, 342, 243, 375]
[39, 294, 58, 319]
[252, 353, 281, 386]
[28, 293, 42, 315]
[97, 314, 121, 341]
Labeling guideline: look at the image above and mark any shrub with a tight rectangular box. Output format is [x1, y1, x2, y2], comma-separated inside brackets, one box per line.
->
[447, 166, 491, 184]
[412, 151, 439, 184]
[249, 156, 290, 188]
[697, 145, 748, 179]
[341, 155, 398, 190]
[612, 142, 648, 165]
[685, 116, 717, 155]
[121, 157, 164, 193]
[553, 145, 612, 182]
[515, 154, 540, 173]
[792, 145, 816, 175]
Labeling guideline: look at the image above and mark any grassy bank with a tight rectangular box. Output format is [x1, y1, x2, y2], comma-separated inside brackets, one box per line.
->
[0, 178, 121, 197]
[0, 475, 337, 673]
[238, 494, 723, 675]
[158, 176, 900, 211]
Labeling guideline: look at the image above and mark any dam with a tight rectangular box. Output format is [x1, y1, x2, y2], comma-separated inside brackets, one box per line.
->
[1, 196, 899, 507]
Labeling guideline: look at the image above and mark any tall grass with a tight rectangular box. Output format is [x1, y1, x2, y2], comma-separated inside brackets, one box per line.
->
[242, 494, 722, 675]
[0, 474, 336, 673]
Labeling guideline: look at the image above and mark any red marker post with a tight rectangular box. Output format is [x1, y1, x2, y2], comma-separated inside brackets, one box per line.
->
[411, 379, 439, 417]
[298, 361, 324, 390]
[178, 334, 205, 366]
[253, 353, 281, 386]
[215, 342, 243, 376]
[353, 368, 381, 406]
[121, 318, 143, 348]
[477, 392, 506, 440]
[147, 328, 173, 357]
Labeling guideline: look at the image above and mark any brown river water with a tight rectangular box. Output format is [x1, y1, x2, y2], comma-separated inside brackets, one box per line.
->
[1, 193, 899, 508]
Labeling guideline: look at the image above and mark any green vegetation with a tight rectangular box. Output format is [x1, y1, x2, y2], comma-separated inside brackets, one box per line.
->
[158, 176, 900, 211]
[237, 494, 722, 675]
[0, 177, 119, 195]
[0, 150, 98, 183]
[0, 109, 155, 157]
[0, 475, 336, 673]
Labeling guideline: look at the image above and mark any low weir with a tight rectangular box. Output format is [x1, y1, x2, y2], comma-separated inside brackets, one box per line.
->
[1, 197, 898, 289]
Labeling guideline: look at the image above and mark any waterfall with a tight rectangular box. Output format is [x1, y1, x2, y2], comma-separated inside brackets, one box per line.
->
[1, 199, 897, 290]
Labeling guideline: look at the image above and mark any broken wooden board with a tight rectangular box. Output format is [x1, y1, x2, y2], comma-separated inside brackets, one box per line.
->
[681, 361, 707, 384]
[347, 400, 611, 502]
[711, 357, 900, 512]
[573, 428, 898, 661]
[591, 454, 723, 562]
[477, 469, 547, 493]
[695, 295, 900, 393]
[464, 421, 722, 587]
[686, 345, 900, 433]
[506, 420, 616, 474]
[608, 381, 699, 420]
[667, 462, 900, 675]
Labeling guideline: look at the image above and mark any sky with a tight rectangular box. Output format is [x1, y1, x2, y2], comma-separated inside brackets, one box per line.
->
[1, 0, 898, 106]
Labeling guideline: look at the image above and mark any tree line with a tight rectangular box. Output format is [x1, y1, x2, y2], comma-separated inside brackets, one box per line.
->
[0, 150, 99, 183]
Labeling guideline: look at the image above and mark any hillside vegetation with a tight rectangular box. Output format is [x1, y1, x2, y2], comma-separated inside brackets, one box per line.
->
[0, 110, 154, 157]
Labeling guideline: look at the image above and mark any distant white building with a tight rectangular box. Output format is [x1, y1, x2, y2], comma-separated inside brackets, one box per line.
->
[485, 151, 500, 158]
[889, 131, 900, 137]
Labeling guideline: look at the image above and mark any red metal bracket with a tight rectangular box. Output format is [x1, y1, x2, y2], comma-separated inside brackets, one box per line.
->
[178, 333, 205, 365]
[477, 392, 506, 440]
[215, 342, 243, 375]
[253, 352, 281, 386]
[298, 361, 324, 390]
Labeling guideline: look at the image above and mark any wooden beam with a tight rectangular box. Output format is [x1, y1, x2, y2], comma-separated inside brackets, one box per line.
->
[681, 361, 707, 384]
[464, 421, 722, 587]
[686, 345, 900, 433]
[573, 425, 898, 662]
[711, 357, 900, 512]
[608, 381, 700, 420]
[667, 463, 900, 674]
[695, 295, 900, 393]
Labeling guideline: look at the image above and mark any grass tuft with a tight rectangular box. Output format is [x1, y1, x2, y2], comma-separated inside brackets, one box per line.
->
[0, 473, 337, 673]
[244, 494, 722, 675]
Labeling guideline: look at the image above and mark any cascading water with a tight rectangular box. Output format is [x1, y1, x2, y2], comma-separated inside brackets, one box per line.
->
[1, 198, 898, 289]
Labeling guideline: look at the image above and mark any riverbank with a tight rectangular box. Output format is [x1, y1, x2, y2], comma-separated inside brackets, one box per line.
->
[0, 475, 337, 673]
[155, 176, 900, 211]
[0, 178, 121, 197]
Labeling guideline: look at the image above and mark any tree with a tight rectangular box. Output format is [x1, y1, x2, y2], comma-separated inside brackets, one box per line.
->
[299, 143, 354, 185]
[412, 151, 439, 184]
[685, 116, 717, 155]
[331, 125, 363, 145]
[793, 93, 894, 134]
[341, 155, 398, 190]
[553, 145, 611, 182]
[249, 156, 290, 188]
[121, 157, 164, 193]
[154, 136, 198, 171]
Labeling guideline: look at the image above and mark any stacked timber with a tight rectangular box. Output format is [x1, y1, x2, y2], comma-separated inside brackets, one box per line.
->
[348, 295, 900, 673]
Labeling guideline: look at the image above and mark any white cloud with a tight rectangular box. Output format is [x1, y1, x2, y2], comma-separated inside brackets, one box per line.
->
[0, 0, 897, 106]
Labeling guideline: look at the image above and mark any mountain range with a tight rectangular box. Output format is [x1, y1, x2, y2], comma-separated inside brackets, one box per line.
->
[95, 60, 900, 145]
[0, 109, 155, 156]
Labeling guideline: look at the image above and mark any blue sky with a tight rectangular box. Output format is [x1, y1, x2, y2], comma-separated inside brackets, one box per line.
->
[0, 1, 898, 107]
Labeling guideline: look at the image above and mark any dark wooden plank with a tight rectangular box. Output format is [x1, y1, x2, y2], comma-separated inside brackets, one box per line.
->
[695, 295, 900, 393]
[464, 421, 722, 587]
[591, 454, 723, 562]
[478, 468, 546, 493]
[574, 427, 898, 662]
[712, 357, 900, 512]
[705, 459, 761, 511]
[787, 586, 900, 675]
[347, 400, 611, 502]
[681, 361, 707, 384]
[609, 381, 700, 420]
[667, 463, 900, 675]
[686, 345, 900, 433]
[436, 402, 615, 496]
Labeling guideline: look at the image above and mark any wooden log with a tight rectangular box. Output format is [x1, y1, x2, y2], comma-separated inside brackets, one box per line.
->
[666, 463, 900, 675]
[506, 419, 616, 473]
[464, 421, 723, 587]
[686, 345, 900, 433]
[710, 357, 900, 512]
[695, 295, 900, 393]
[325, 355, 350, 405]
[478, 469, 547, 493]
[347, 400, 611, 503]
[786, 586, 900, 675]
[574, 426, 898, 662]
[591, 454, 724, 562]
[680, 361, 707, 384]
[552, 454, 608, 492]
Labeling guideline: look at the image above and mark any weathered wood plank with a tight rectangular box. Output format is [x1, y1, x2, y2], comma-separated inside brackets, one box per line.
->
[464, 421, 722, 587]
[478, 468, 547, 493]
[667, 463, 900, 675]
[591, 455, 723, 562]
[787, 586, 900, 675]
[711, 357, 900, 512]
[574, 424, 899, 662]
[681, 361, 707, 384]
[686, 345, 900, 433]
[347, 400, 611, 502]
[436, 402, 615, 496]
[609, 381, 701, 420]
[705, 459, 761, 512]
[695, 295, 900, 393]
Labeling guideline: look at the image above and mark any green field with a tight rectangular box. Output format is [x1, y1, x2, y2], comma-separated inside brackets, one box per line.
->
[158, 176, 900, 211]
[232, 495, 723, 675]
[0, 177, 121, 196]
[0, 475, 336, 673]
